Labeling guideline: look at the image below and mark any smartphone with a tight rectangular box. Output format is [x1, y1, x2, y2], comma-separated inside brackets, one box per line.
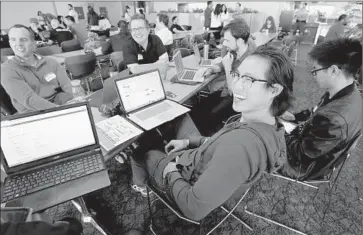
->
[1, 207, 33, 223]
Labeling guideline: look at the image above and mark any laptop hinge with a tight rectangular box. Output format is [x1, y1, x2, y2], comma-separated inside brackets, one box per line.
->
[129, 99, 166, 115]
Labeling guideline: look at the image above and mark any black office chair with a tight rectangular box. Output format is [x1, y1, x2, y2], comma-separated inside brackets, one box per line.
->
[65, 53, 103, 93]
[36, 45, 62, 56]
[61, 39, 83, 52]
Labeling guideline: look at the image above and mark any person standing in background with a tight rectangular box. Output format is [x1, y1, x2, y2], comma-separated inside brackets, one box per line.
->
[87, 6, 99, 26]
[210, 4, 223, 42]
[68, 4, 79, 23]
[325, 14, 349, 41]
[235, 3, 242, 13]
[125, 6, 133, 23]
[139, 9, 145, 19]
[220, 4, 229, 26]
[204, 1, 213, 31]
[293, 2, 309, 35]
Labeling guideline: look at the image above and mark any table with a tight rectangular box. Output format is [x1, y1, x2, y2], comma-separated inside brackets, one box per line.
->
[173, 29, 218, 40]
[252, 32, 278, 47]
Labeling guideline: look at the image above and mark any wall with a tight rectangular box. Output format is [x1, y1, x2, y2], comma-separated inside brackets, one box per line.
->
[1, 1, 57, 29]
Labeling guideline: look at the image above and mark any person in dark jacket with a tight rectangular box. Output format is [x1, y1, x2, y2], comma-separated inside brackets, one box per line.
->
[87, 6, 99, 26]
[280, 38, 362, 180]
[130, 46, 294, 221]
[101, 20, 130, 55]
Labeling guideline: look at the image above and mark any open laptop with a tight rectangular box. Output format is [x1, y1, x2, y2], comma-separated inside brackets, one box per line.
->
[171, 50, 205, 85]
[114, 69, 190, 131]
[193, 44, 213, 67]
[0, 102, 110, 212]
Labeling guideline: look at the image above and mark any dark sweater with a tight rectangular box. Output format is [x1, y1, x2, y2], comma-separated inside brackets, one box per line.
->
[101, 32, 131, 55]
[166, 117, 286, 221]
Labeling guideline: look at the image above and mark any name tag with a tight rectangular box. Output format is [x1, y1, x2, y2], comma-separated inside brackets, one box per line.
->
[137, 54, 143, 61]
[44, 73, 56, 82]
[312, 105, 318, 113]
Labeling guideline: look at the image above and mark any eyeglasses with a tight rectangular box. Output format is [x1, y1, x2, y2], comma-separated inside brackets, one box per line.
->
[130, 27, 147, 33]
[230, 70, 271, 88]
[310, 66, 330, 76]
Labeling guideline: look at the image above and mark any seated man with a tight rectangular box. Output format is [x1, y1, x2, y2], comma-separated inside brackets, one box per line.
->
[101, 20, 130, 55]
[64, 15, 77, 39]
[49, 19, 74, 46]
[155, 13, 173, 47]
[194, 19, 256, 135]
[170, 16, 185, 34]
[280, 38, 362, 180]
[325, 14, 349, 41]
[121, 15, 168, 74]
[1, 24, 73, 113]
[130, 46, 294, 221]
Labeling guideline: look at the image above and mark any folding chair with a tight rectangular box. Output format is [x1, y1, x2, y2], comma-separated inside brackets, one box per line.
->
[245, 132, 362, 235]
[146, 183, 252, 235]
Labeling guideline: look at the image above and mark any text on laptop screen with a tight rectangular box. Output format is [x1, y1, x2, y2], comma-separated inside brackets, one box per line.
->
[116, 70, 165, 113]
[0, 106, 96, 168]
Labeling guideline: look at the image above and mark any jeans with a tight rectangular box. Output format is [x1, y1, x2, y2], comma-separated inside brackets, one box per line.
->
[131, 114, 201, 186]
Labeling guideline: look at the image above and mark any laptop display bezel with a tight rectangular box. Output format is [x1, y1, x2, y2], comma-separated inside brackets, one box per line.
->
[0, 102, 100, 175]
[173, 50, 185, 79]
[114, 69, 167, 114]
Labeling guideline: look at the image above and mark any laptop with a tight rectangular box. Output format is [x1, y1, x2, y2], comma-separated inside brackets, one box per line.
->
[114, 69, 190, 131]
[0, 102, 110, 212]
[193, 44, 213, 67]
[171, 50, 205, 85]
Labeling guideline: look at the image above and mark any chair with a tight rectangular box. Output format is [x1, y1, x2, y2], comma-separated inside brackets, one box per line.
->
[36, 45, 62, 56]
[146, 183, 252, 235]
[61, 39, 82, 52]
[64, 53, 103, 93]
[245, 132, 362, 235]
[110, 51, 124, 72]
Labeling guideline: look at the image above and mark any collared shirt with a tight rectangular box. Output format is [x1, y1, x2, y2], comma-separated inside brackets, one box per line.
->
[325, 23, 345, 41]
[50, 27, 73, 45]
[1, 54, 73, 113]
[122, 34, 167, 65]
[155, 27, 173, 46]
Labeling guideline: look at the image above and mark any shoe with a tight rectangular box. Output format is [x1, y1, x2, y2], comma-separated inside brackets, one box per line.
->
[131, 184, 150, 197]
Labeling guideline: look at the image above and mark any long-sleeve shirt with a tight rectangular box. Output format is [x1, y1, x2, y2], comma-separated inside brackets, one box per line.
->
[165, 120, 286, 221]
[1, 54, 73, 113]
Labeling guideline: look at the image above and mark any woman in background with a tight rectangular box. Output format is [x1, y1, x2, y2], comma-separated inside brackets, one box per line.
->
[210, 3, 223, 42]
[260, 16, 277, 33]
[221, 4, 229, 26]
[124, 6, 133, 23]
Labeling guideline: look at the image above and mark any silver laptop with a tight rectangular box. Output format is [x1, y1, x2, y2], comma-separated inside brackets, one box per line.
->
[193, 44, 213, 67]
[114, 69, 190, 131]
[173, 50, 199, 83]
[0, 102, 110, 212]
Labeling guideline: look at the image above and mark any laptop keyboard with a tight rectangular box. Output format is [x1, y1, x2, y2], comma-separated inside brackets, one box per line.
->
[135, 102, 172, 121]
[182, 71, 196, 80]
[1, 153, 104, 203]
[201, 60, 211, 65]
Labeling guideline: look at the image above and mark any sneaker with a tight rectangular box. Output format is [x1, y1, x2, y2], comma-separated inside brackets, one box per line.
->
[131, 184, 150, 197]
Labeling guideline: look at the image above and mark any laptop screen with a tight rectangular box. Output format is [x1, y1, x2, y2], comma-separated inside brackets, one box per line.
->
[173, 51, 185, 79]
[0, 105, 96, 168]
[115, 70, 165, 113]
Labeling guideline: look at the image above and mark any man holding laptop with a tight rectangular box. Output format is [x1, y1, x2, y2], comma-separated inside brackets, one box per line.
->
[1, 24, 73, 114]
[121, 15, 168, 74]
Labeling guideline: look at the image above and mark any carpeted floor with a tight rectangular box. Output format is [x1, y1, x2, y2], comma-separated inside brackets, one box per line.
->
[46, 44, 363, 235]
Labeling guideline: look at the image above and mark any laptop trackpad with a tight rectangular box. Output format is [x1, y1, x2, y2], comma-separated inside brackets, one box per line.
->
[5, 170, 110, 212]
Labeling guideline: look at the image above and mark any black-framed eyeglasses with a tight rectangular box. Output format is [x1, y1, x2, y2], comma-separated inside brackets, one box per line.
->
[230, 70, 272, 88]
[310, 66, 330, 76]
[130, 27, 147, 33]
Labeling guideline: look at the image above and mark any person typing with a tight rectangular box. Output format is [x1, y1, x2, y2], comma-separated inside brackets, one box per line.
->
[1, 24, 73, 113]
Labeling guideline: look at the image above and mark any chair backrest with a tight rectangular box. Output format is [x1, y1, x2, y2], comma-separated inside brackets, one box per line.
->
[36, 45, 62, 56]
[65, 53, 96, 78]
[301, 131, 362, 181]
[0, 84, 17, 115]
[61, 39, 83, 52]
[110, 51, 124, 72]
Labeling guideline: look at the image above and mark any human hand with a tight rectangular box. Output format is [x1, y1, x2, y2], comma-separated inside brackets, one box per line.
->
[202, 67, 214, 77]
[222, 51, 233, 71]
[280, 111, 295, 121]
[162, 156, 179, 179]
[165, 140, 188, 155]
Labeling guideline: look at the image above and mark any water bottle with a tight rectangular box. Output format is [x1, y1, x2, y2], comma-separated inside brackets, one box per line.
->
[296, 30, 300, 36]
[71, 80, 86, 102]
[109, 66, 118, 78]
[203, 40, 209, 60]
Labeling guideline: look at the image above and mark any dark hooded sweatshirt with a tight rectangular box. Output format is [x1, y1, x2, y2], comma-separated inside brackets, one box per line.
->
[165, 116, 287, 221]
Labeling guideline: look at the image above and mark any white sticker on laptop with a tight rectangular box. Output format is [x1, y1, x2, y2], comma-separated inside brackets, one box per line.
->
[44, 73, 56, 82]
[137, 54, 143, 61]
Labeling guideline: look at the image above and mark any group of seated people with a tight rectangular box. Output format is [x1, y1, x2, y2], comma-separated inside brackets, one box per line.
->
[1, 13, 362, 225]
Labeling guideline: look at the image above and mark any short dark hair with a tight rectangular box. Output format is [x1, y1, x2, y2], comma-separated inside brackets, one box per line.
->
[65, 15, 75, 23]
[129, 14, 150, 29]
[8, 24, 35, 41]
[338, 14, 347, 21]
[157, 12, 169, 26]
[117, 20, 129, 34]
[251, 46, 294, 116]
[207, 1, 213, 6]
[308, 38, 362, 78]
[221, 19, 250, 43]
[237, 3, 241, 7]
[172, 16, 177, 22]
[68, 4, 73, 8]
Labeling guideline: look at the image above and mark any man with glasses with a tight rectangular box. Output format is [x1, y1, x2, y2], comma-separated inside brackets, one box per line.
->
[280, 38, 362, 180]
[193, 19, 256, 135]
[121, 15, 168, 74]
